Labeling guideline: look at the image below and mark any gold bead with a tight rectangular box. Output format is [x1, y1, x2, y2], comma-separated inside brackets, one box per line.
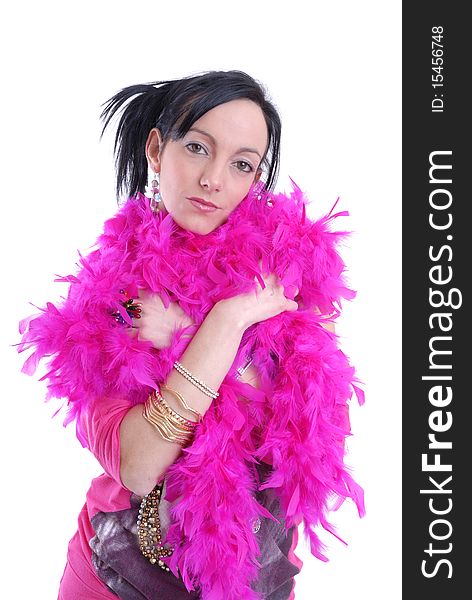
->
[137, 481, 174, 568]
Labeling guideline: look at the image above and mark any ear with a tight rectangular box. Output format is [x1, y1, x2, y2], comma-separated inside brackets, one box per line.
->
[254, 168, 263, 183]
[145, 128, 164, 174]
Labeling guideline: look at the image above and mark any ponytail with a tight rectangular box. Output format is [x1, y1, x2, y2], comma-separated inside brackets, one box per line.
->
[100, 82, 172, 200]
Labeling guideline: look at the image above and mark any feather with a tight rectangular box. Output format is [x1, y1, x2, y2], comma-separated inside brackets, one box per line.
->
[18, 180, 364, 598]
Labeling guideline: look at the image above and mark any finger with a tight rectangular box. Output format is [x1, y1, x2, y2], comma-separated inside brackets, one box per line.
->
[284, 284, 299, 299]
[254, 273, 266, 288]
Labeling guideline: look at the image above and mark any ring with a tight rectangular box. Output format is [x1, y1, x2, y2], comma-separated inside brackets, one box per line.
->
[111, 289, 143, 325]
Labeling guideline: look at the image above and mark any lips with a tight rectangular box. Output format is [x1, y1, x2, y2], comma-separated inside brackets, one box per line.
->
[187, 196, 218, 209]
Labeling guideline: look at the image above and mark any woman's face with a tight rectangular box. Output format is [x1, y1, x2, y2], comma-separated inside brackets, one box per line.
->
[146, 99, 269, 235]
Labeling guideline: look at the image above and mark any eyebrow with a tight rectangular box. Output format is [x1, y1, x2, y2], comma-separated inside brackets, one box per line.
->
[188, 127, 262, 159]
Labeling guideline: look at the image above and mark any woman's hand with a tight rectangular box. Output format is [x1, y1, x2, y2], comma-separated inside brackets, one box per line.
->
[215, 268, 299, 332]
[130, 289, 195, 349]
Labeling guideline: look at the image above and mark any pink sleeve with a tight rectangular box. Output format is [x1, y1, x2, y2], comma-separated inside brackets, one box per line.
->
[79, 398, 134, 486]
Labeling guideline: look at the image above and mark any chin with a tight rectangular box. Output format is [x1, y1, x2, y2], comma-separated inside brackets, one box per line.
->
[173, 214, 219, 236]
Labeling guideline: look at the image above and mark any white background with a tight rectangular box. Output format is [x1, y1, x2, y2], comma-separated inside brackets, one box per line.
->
[1, 1, 401, 598]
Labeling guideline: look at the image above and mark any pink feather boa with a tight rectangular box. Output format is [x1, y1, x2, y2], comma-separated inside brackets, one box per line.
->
[19, 180, 364, 599]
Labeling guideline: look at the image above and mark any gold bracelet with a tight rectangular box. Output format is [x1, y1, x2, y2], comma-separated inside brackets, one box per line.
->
[160, 384, 202, 422]
[152, 390, 196, 429]
[143, 400, 190, 446]
[148, 395, 194, 436]
[143, 392, 196, 446]
[143, 404, 192, 446]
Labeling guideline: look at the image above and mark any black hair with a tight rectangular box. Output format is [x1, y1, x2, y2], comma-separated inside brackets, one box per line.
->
[100, 70, 281, 199]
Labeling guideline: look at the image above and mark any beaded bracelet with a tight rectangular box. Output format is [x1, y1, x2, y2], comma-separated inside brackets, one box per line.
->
[173, 361, 219, 399]
[137, 484, 173, 571]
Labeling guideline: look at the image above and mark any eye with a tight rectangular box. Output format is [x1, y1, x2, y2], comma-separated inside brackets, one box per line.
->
[186, 142, 207, 155]
[235, 160, 254, 173]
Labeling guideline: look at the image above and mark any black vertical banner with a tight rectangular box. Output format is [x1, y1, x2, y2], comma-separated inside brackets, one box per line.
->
[403, 3, 467, 598]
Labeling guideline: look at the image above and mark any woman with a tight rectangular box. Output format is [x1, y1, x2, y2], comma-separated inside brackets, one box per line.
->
[19, 70, 363, 599]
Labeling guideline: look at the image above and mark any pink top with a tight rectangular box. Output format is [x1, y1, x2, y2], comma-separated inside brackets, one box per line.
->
[59, 397, 133, 599]
[58, 396, 303, 599]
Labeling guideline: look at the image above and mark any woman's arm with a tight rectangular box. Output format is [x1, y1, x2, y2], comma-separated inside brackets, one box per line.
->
[120, 270, 300, 497]
[119, 301, 246, 497]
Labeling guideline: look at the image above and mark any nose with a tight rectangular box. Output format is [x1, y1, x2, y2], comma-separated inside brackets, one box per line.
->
[200, 162, 224, 193]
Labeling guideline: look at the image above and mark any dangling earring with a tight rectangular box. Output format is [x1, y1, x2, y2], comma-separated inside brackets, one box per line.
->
[252, 179, 266, 201]
[145, 172, 162, 213]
